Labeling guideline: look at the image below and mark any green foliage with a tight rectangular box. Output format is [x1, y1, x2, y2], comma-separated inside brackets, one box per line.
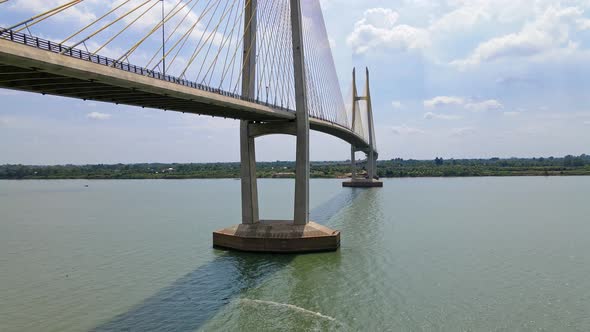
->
[1, 154, 589, 179]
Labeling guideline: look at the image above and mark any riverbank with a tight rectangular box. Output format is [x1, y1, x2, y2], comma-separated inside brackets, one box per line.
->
[2, 155, 589, 179]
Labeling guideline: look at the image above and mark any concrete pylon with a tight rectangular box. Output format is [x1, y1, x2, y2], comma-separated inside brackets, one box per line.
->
[350, 68, 358, 180]
[239, 0, 259, 224]
[365, 67, 376, 181]
[343, 67, 382, 188]
[290, 0, 310, 225]
[213, 0, 340, 253]
[350, 145, 357, 180]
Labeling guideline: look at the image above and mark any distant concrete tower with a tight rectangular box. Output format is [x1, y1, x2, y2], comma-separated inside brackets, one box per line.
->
[343, 67, 383, 188]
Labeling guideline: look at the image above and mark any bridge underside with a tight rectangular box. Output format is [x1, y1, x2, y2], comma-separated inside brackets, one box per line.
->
[0, 38, 373, 152]
[0, 65, 288, 123]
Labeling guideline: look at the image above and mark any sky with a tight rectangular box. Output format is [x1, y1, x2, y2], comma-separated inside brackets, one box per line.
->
[1, 0, 590, 165]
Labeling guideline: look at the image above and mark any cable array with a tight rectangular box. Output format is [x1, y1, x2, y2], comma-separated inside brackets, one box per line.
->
[357, 98, 370, 145]
[0, 0, 352, 130]
[353, 99, 366, 141]
[254, 0, 295, 110]
[301, 0, 348, 127]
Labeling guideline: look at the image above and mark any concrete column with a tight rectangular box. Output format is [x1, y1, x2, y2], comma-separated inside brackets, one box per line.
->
[350, 146, 357, 179]
[365, 68, 376, 180]
[240, 0, 258, 224]
[290, 0, 310, 225]
[240, 123, 259, 224]
[351, 68, 358, 133]
[367, 150, 375, 180]
[350, 68, 358, 180]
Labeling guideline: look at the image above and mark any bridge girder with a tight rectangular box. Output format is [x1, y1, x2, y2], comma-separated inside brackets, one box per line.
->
[0, 37, 374, 152]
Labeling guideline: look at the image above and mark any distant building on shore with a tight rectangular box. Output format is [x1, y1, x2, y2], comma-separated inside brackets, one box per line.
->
[272, 172, 295, 178]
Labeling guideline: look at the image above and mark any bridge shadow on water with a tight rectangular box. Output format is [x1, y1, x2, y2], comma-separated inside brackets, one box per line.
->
[92, 188, 363, 332]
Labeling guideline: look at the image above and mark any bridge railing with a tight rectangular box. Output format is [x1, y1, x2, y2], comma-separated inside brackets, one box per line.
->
[0, 29, 291, 109]
[0, 28, 359, 138]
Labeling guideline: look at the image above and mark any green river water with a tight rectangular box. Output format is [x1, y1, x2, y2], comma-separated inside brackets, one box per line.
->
[1, 177, 589, 331]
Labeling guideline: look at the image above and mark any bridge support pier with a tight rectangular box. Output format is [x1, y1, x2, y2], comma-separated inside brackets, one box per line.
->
[343, 68, 383, 188]
[350, 145, 357, 179]
[213, 0, 339, 253]
[240, 120, 259, 224]
[343, 150, 383, 187]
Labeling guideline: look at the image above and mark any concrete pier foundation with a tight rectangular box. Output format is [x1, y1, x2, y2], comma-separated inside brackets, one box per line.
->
[342, 179, 383, 188]
[213, 220, 340, 253]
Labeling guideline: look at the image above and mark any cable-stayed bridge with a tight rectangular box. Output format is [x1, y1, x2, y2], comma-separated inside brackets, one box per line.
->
[0, 0, 381, 252]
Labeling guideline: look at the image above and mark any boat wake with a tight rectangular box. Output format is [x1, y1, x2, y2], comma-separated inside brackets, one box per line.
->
[240, 298, 343, 326]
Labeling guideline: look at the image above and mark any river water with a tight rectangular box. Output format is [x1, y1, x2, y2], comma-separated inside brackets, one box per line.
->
[1, 177, 589, 331]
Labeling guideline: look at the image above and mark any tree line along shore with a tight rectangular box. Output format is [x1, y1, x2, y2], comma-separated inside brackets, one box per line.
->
[1, 155, 589, 180]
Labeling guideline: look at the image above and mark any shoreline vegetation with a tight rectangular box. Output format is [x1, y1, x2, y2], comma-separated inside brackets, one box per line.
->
[1, 155, 589, 180]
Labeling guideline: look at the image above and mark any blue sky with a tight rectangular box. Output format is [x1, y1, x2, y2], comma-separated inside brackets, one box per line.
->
[1, 0, 590, 164]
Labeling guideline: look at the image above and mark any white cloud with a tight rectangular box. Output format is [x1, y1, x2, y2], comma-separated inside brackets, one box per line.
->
[503, 111, 521, 117]
[451, 127, 477, 137]
[537, 111, 590, 120]
[364, 8, 400, 29]
[577, 18, 590, 30]
[424, 96, 464, 108]
[424, 96, 503, 112]
[344, 1, 581, 59]
[465, 99, 504, 112]
[87, 112, 112, 120]
[392, 124, 425, 135]
[429, 2, 491, 33]
[347, 8, 430, 54]
[423, 112, 462, 120]
[428, 0, 559, 33]
[391, 101, 403, 109]
[8, 0, 97, 25]
[452, 5, 585, 67]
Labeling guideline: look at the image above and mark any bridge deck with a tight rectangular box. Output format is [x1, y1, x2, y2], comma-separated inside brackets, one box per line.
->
[0, 32, 373, 152]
